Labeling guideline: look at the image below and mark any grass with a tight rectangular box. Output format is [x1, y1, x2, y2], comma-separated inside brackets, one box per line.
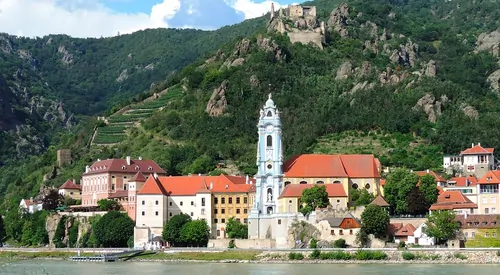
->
[0, 252, 97, 259]
[134, 251, 260, 261]
[93, 133, 128, 144]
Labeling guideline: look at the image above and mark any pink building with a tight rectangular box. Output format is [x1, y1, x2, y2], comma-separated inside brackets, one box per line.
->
[81, 156, 166, 220]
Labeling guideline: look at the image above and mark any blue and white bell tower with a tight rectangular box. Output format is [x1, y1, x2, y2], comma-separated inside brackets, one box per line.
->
[251, 93, 284, 216]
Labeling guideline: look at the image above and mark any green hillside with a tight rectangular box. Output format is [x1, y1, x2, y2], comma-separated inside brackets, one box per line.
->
[2, 0, 500, 206]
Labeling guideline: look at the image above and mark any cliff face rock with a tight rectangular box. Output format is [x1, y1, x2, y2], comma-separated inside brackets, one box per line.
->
[250, 75, 260, 88]
[424, 60, 437, 77]
[328, 3, 350, 38]
[460, 103, 479, 120]
[206, 80, 229, 117]
[413, 93, 449, 123]
[336, 61, 353, 80]
[390, 40, 419, 67]
[57, 45, 73, 65]
[475, 30, 500, 57]
[257, 35, 286, 61]
[0, 35, 13, 54]
[487, 69, 500, 94]
[379, 67, 408, 85]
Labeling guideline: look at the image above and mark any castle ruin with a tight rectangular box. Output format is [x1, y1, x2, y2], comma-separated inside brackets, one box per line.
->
[268, 4, 326, 49]
[57, 149, 72, 167]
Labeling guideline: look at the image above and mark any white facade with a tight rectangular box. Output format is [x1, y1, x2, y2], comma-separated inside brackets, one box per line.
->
[136, 194, 168, 228]
[407, 224, 435, 246]
[443, 143, 495, 178]
[19, 199, 43, 214]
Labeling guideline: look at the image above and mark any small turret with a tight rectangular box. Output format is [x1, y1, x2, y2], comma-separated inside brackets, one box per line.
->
[270, 3, 275, 20]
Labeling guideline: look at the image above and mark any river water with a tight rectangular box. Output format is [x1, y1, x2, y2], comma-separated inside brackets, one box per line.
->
[1, 261, 499, 275]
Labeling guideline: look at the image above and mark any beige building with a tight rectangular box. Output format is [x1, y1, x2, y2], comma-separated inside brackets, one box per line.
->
[443, 143, 496, 178]
[455, 214, 500, 240]
[476, 170, 500, 214]
[429, 190, 478, 215]
[58, 179, 82, 200]
[278, 184, 348, 213]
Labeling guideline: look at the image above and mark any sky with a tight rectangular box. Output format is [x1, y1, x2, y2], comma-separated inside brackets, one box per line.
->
[0, 0, 302, 38]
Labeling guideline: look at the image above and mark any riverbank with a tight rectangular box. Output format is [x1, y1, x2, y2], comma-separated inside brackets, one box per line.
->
[2, 250, 500, 264]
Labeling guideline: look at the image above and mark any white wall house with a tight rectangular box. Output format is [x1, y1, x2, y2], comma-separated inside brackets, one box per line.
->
[443, 143, 496, 179]
[19, 198, 43, 214]
[407, 224, 435, 246]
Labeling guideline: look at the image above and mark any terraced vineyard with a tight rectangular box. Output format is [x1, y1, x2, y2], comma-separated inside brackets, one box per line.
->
[92, 86, 183, 145]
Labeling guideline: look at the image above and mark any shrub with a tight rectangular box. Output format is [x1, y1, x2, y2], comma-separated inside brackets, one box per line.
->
[398, 241, 406, 249]
[288, 252, 304, 260]
[454, 253, 467, 260]
[309, 238, 318, 248]
[354, 250, 387, 260]
[402, 252, 415, 260]
[497, 250, 500, 256]
[333, 238, 346, 248]
[309, 249, 321, 259]
[228, 240, 236, 249]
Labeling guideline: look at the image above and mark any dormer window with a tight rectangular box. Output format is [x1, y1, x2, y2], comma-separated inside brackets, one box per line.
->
[122, 165, 126, 170]
[267, 111, 272, 117]
[135, 166, 139, 170]
[148, 166, 153, 171]
[487, 177, 492, 181]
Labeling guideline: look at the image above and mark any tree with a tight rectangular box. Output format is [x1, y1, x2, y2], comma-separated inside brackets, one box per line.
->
[93, 211, 134, 247]
[351, 189, 375, 206]
[424, 210, 459, 244]
[97, 199, 121, 211]
[384, 169, 419, 214]
[180, 219, 210, 247]
[226, 217, 248, 239]
[42, 189, 64, 211]
[360, 204, 390, 236]
[419, 174, 439, 207]
[300, 185, 329, 216]
[162, 213, 191, 247]
[406, 187, 428, 215]
[0, 215, 5, 246]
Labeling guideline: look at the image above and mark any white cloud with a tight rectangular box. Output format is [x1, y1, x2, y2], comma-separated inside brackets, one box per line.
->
[0, 0, 181, 38]
[226, 0, 296, 20]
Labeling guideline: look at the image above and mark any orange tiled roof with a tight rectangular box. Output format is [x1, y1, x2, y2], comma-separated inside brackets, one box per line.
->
[380, 179, 386, 186]
[477, 170, 500, 185]
[429, 190, 478, 211]
[447, 176, 478, 187]
[138, 175, 254, 196]
[283, 154, 381, 178]
[460, 144, 494, 155]
[84, 158, 166, 175]
[130, 172, 147, 182]
[59, 179, 81, 190]
[388, 223, 403, 235]
[395, 223, 416, 237]
[278, 184, 347, 198]
[414, 170, 446, 182]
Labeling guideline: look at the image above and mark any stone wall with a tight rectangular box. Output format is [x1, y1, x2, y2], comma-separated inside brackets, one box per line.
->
[287, 32, 323, 49]
[208, 239, 276, 249]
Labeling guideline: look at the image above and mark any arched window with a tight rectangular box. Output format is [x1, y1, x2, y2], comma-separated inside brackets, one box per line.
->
[352, 183, 358, 189]
[299, 181, 307, 184]
[365, 183, 371, 189]
[267, 111, 272, 117]
[267, 135, 272, 147]
[316, 181, 324, 184]
[284, 181, 291, 187]
[333, 180, 341, 184]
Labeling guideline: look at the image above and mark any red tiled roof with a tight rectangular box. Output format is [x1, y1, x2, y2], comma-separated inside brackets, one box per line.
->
[109, 190, 128, 198]
[447, 176, 478, 187]
[283, 154, 380, 178]
[84, 158, 166, 175]
[460, 144, 494, 155]
[59, 179, 81, 190]
[414, 170, 446, 182]
[388, 223, 403, 235]
[455, 214, 500, 229]
[278, 184, 347, 198]
[380, 179, 386, 186]
[395, 224, 416, 237]
[370, 195, 390, 207]
[437, 186, 444, 194]
[130, 172, 147, 182]
[429, 190, 478, 211]
[477, 170, 500, 185]
[138, 175, 254, 196]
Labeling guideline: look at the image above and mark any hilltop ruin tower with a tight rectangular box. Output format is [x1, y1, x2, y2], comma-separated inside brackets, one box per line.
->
[267, 4, 326, 49]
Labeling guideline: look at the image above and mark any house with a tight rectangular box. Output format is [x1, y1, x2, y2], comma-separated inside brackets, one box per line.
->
[134, 174, 255, 247]
[407, 224, 435, 246]
[282, 154, 382, 207]
[58, 179, 82, 200]
[317, 213, 361, 245]
[476, 171, 500, 214]
[443, 143, 495, 178]
[455, 214, 500, 241]
[19, 198, 43, 214]
[429, 190, 478, 214]
[80, 156, 167, 219]
[394, 223, 416, 243]
[414, 170, 446, 186]
[277, 184, 348, 213]
[442, 176, 478, 203]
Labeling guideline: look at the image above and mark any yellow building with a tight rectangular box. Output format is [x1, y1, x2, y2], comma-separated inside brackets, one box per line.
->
[58, 179, 82, 200]
[278, 184, 348, 213]
[477, 171, 500, 214]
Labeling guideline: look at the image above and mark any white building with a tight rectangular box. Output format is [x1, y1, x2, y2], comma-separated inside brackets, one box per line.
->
[19, 198, 43, 214]
[407, 224, 435, 246]
[443, 143, 496, 179]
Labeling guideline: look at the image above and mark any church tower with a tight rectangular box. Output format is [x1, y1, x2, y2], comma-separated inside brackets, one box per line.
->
[252, 93, 283, 216]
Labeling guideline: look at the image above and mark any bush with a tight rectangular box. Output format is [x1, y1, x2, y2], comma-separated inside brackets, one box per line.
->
[319, 251, 352, 260]
[454, 253, 467, 260]
[228, 240, 236, 249]
[402, 252, 415, 260]
[309, 249, 321, 259]
[309, 238, 318, 248]
[497, 250, 500, 256]
[127, 236, 134, 248]
[354, 250, 387, 260]
[398, 241, 406, 249]
[288, 252, 304, 260]
[333, 238, 346, 248]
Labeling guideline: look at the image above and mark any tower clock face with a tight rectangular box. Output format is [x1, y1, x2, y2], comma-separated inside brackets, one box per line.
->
[266, 125, 274, 133]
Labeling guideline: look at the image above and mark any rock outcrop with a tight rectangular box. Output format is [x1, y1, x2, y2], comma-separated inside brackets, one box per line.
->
[389, 40, 418, 67]
[487, 69, 500, 94]
[379, 67, 408, 85]
[327, 3, 350, 38]
[336, 61, 353, 80]
[206, 80, 229, 117]
[460, 103, 479, 120]
[413, 93, 449, 123]
[257, 35, 286, 61]
[250, 75, 260, 88]
[57, 45, 73, 65]
[424, 60, 437, 77]
[475, 30, 500, 57]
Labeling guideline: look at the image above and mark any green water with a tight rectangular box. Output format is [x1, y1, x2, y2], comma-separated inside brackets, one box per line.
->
[1, 261, 499, 275]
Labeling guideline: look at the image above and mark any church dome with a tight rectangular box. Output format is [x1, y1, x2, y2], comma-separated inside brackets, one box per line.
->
[265, 93, 275, 108]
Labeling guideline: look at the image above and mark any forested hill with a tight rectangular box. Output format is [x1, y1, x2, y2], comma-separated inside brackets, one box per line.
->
[2, 0, 500, 206]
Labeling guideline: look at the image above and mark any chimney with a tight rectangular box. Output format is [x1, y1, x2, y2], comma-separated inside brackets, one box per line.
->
[126, 156, 131, 165]
[472, 143, 474, 148]
[138, 156, 142, 160]
[209, 182, 213, 190]
[426, 169, 430, 174]
[478, 142, 481, 146]
[85, 165, 90, 173]
[246, 175, 249, 184]
[153, 172, 158, 180]
[72, 179, 76, 184]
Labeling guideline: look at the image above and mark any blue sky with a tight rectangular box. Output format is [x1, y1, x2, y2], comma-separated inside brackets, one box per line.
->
[0, 0, 303, 38]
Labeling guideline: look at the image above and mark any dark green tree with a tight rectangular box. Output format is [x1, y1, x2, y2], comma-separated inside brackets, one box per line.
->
[42, 189, 64, 211]
[384, 169, 419, 214]
[180, 219, 210, 247]
[360, 204, 390, 237]
[419, 174, 439, 207]
[93, 211, 134, 247]
[300, 185, 329, 216]
[351, 189, 375, 206]
[225, 217, 248, 239]
[3, 207, 25, 242]
[97, 199, 121, 211]
[406, 187, 428, 215]
[162, 213, 191, 247]
[0, 214, 5, 246]
[424, 211, 459, 244]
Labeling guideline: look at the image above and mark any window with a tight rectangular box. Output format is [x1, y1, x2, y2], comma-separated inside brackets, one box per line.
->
[243, 218, 248, 224]
[202, 198, 206, 206]
[124, 184, 127, 191]
[191, 201, 194, 206]
[214, 209, 218, 214]
[229, 197, 233, 204]
[217, 230, 220, 237]
[472, 232, 476, 237]
[201, 208, 205, 215]
[141, 211, 145, 216]
[465, 232, 468, 237]
[244, 197, 248, 204]
[155, 200, 159, 205]
[267, 111, 272, 117]
[169, 202, 172, 206]
[266, 135, 272, 147]
[111, 184, 116, 191]
[169, 212, 172, 217]
[221, 198, 226, 204]
[221, 209, 225, 214]
[142, 200, 145, 205]
[278, 219, 281, 225]
[339, 230, 344, 235]
[331, 230, 335, 235]
[491, 197, 497, 204]
[155, 211, 158, 216]
[190, 212, 193, 216]
[214, 198, 218, 204]
[485, 208, 489, 214]
[365, 183, 370, 189]
[180, 201, 183, 206]
[485, 232, 489, 237]
[244, 209, 248, 214]
[236, 209, 240, 214]
[493, 233, 497, 237]
[352, 183, 358, 189]
[299, 181, 307, 184]
[236, 197, 240, 204]
[492, 207, 497, 213]
[316, 181, 324, 184]
[221, 219, 226, 223]
[350, 230, 353, 235]
[70, 192, 74, 195]
[284, 181, 291, 187]
[214, 218, 218, 223]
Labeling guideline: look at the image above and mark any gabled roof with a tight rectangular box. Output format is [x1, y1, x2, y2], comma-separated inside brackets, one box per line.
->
[388, 223, 403, 235]
[477, 170, 500, 185]
[139, 176, 168, 195]
[414, 170, 446, 182]
[447, 176, 478, 187]
[395, 223, 416, 237]
[59, 179, 81, 190]
[278, 184, 347, 199]
[283, 154, 381, 178]
[130, 172, 147, 182]
[429, 190, 478, 211]
[460, 144, 494, 155]
[370, 195, 390, 207]
[321, 213, 361, 229]
[84, 158, 166, 175]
